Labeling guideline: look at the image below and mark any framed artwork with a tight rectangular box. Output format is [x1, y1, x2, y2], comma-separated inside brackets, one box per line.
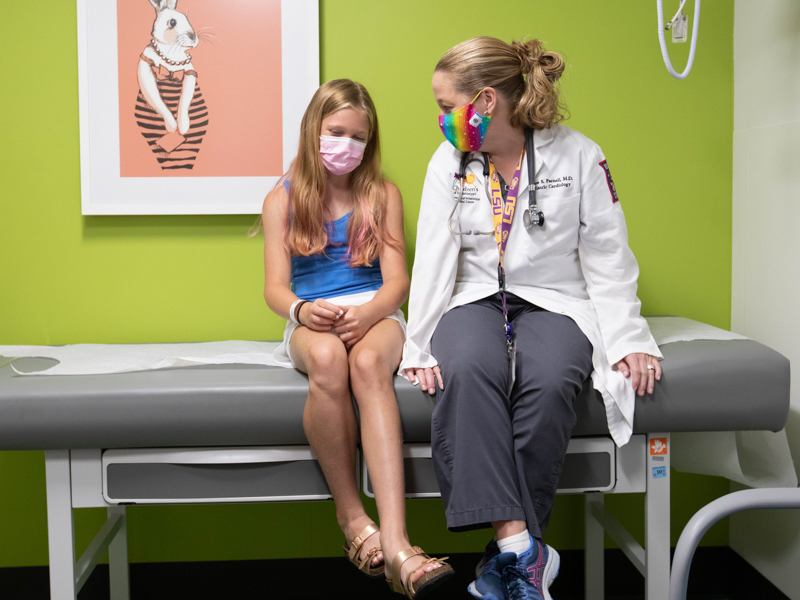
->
[77, 0, 319, 215]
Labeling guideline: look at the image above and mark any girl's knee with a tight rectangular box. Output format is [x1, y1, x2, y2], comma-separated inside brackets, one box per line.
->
[307, 337, 347, 369]
[349, 347, 390, 383]
[307, 339, 349, 392]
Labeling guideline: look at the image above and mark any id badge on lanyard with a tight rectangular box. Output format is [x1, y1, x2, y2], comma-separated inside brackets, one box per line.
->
[507, 338, 517, 396]
[488, 149, 525, 395]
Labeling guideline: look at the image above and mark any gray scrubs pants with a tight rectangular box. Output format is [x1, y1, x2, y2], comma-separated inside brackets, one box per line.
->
[430, 293, 593, 539]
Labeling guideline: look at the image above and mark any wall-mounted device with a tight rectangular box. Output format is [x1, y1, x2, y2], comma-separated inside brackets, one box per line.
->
[657, 0, 701, 79]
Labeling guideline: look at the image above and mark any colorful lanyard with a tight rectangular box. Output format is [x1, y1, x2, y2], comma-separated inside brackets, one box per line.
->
[487, 148, 525, 355]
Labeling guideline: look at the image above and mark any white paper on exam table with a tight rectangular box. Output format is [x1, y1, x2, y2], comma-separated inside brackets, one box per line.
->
[0, 317, 739, 376]
[0, 341, 282, 376]
[0, 316, 748, 376]
[644, 317, 797, 489]
[645, 315, 750, 345]
[672, 430, 797, 489]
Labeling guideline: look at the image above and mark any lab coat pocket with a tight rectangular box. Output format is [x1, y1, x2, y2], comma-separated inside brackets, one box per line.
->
[524, 193, 581, 261]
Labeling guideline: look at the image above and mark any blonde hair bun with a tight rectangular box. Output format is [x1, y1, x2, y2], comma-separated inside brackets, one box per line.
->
[512, 39, 565, 83]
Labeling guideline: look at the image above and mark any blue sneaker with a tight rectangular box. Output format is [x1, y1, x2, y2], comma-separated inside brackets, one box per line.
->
[474, 538, 500, 578]
[468, 551, 516, 600]
[502, 538, 560, 600]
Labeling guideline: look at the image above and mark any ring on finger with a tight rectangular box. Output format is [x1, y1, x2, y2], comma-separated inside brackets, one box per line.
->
[647, 364, 655, 371]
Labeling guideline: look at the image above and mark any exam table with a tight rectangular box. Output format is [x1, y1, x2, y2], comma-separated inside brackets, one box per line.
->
[0, 319, 791, 600]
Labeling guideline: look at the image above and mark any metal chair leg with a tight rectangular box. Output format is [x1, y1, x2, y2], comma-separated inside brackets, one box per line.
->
[669, 488, 800, 600]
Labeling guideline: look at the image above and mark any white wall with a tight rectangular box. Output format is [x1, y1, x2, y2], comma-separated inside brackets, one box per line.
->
[731, 1, 800, 597]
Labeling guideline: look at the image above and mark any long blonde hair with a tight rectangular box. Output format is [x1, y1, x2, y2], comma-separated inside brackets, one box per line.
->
[436, 37, 566, 130]
[285, 79, 394, 267]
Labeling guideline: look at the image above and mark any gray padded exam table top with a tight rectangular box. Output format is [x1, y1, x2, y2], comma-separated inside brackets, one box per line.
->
[0, 338, 789, 450]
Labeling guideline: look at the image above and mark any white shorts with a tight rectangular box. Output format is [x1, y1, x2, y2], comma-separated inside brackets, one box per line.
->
[271, 289, 407, 369]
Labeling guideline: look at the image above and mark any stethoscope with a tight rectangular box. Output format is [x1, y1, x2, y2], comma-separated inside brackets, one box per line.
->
[448, 128, 545, 236]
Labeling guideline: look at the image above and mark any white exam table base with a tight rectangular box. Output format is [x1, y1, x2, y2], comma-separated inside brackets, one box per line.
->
[45, 434, 669, 600]
[46, 449, 130, 600]
[669, 487, 800, 600]
[47, 445, 353, 600]
[584, 433, 671, 600]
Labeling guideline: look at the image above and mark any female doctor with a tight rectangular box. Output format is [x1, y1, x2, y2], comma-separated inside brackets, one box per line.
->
[401, 37, 663, 600]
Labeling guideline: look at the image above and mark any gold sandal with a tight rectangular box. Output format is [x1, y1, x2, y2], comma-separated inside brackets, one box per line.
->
[386, 546, 454, 599]
[344, 522, 385, 578]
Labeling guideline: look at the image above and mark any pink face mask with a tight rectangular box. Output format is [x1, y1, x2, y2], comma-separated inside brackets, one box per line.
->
[319, 135, 367, 175]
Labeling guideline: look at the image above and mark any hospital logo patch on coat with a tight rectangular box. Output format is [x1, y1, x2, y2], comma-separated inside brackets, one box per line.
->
[599, 159, 619, 203]
[452, 173, 480, 203]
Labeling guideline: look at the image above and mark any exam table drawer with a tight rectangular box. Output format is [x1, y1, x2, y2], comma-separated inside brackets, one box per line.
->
[102, 447, 341, 504]
[364, 437, 636, 498]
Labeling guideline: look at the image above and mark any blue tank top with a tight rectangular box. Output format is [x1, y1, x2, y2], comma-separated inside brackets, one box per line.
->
[286, 181, 383, 301]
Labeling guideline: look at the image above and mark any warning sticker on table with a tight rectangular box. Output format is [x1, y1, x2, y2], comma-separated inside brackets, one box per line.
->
[650, 438, 668, 455]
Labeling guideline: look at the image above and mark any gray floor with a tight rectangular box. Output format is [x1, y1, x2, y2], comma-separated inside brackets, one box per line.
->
[0, 548, 787, 600]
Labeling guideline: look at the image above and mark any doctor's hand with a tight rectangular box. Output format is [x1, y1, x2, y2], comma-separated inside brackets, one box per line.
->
[334, 305, 376, 347]
[614, 353, 662, 397]
[299, 299, 344, 332]
[403, 366, 444, 395]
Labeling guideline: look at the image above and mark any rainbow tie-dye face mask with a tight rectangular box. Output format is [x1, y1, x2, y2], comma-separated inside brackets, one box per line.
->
[439, 89, 491, 152]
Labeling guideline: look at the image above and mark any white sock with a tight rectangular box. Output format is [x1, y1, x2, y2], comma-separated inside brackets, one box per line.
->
[496, 530, 531, 555]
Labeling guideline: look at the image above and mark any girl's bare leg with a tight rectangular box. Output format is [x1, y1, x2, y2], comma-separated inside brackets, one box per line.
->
[349, 319, 442, 583]
[291, 328, 381, 566]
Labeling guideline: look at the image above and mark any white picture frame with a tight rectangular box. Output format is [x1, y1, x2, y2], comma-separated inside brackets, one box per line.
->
[77, 0, 319, 215]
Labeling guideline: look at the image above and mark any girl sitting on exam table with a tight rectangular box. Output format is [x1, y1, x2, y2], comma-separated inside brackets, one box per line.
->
[401, 37, 664, 600]
[261, 79, 453, 599]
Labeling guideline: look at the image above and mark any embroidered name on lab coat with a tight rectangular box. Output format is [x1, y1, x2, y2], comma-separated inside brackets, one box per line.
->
[533, 176, 573, 191]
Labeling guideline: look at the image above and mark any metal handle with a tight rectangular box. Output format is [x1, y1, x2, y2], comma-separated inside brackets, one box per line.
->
[669, 487, 800, 600]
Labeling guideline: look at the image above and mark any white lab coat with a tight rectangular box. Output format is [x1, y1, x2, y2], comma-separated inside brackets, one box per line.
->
[399, 125, 662, 446]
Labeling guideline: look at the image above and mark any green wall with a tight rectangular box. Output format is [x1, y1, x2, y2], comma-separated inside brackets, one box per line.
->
[0, 0, 733, 567]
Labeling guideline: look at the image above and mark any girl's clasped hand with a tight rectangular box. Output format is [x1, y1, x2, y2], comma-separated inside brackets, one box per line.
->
[297, 299, 375, 346]
[333, 304, 374, 346]
[296, 298, 344, 331]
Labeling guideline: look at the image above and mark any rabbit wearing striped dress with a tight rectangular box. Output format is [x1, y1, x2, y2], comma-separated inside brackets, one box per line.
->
[135, 0, 208, 170]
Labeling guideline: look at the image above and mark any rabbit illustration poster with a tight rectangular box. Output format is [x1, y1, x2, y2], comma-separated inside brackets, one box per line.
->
[117, 0, 282, 177]
[77, 0, 319, 214]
